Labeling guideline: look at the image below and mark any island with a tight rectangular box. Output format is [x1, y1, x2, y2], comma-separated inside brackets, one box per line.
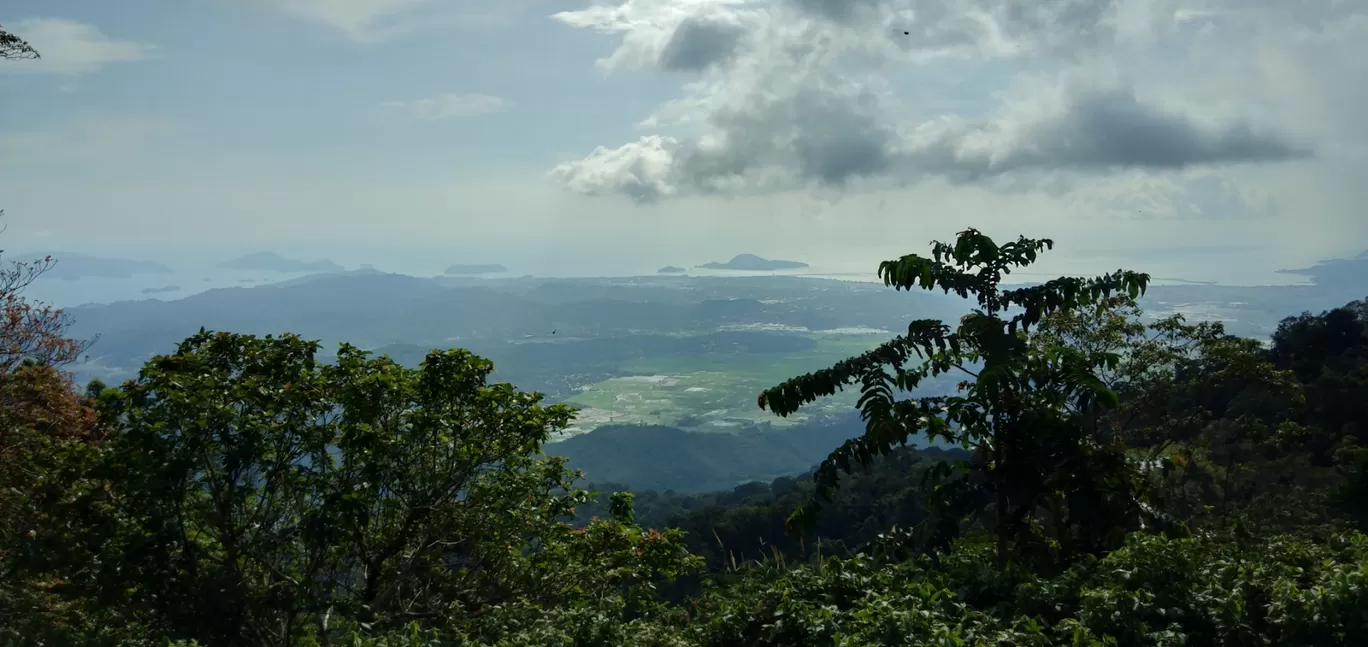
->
[217, 252, 343, 273]
[656, 266, 686, 274]
[35, 252, 173, 280]
[1277, 251, 1367, 288]
[443, 264, 507, 275]
[140, 285, 180, 295]
[697, 254, 808, 271]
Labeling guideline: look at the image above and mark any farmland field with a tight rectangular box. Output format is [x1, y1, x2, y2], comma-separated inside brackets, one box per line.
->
[561, 333, 893, 434]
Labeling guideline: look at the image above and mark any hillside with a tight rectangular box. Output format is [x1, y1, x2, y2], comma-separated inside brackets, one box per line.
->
[549, 416, 869, 492]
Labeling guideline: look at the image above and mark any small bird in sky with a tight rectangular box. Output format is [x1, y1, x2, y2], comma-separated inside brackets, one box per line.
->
[551, 330, 557, 335]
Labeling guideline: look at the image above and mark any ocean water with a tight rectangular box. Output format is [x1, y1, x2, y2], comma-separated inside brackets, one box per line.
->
[28, 269, 316, 308]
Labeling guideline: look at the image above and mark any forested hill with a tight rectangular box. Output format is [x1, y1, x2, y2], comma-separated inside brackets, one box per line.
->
[548, 414, 879, 493]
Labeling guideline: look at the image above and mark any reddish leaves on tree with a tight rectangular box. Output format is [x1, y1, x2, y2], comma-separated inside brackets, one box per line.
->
[0, 246, 92, 373]
[0, 363, 103, 554]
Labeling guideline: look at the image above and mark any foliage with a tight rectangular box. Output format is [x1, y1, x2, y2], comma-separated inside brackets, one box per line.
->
[0, 364, 124, 647]
[760, 229, 1151, 563]
[0, 216, 93, 373]
[577, 445, 970, 574]
[143, 527, 1368, 647]
[1266, 299, 1368, 529]
[1025, 294, 1329, 538]
[673, 530, 1368, 647]
[0, 25, 38, 61]
[0, 211, 108, 645]
[7, 331, 697, 646]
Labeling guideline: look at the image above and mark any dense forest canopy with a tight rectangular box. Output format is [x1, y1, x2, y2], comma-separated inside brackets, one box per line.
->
[2, 229, 1367, 646]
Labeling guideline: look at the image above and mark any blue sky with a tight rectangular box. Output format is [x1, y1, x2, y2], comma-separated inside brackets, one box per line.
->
[1, 0, 1364, 282]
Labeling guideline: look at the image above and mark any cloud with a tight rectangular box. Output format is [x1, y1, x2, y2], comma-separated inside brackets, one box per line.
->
[896, 81, 1307, 183]
[382, 93, 510, 119]
[659, 15, 748, 71]
[0, 18, 154, 75]
[552, 76, 1305, 202]
[553, 0, 760, 71]
[556, 136, 683, 201]
[549, 0, 1324, 202]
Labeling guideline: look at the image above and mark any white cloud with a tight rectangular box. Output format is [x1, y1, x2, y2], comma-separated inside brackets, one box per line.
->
[0, 18, 154, 75]
[382, 93, 510, 119]
[548, 0, 1349, 205]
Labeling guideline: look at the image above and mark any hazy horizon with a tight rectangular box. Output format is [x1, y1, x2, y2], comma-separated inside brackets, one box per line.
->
[22, 246, 1316, 310]
[17, 240, 1325, 278]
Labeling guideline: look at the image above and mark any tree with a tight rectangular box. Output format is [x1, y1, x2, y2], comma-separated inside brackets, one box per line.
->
[87, 331, 696, 646]
[0, 204, 107, 642]
[759, 229, 1150, 564]
[0, 23, 38, 60]
[1268, 300, 1368, 455]
[1267, 299, 1368, 529]
[1029, 296, 1316, 537]
[0, 362, 119, 647]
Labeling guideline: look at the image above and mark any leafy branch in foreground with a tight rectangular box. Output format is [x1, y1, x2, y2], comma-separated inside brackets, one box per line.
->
[759, 228, 1150, 564]
[0, 24, 39, 61]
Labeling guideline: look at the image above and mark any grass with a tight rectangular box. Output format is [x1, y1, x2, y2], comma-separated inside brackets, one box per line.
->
[562, 333, 892, 434]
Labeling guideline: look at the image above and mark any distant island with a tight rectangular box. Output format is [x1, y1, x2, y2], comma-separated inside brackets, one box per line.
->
[443, 264, 507, 275]
[698, 254, 809, 271]
[140, 285, 180, 295]
[33, 252, 173, 280]
[1277, 251, 1367, 288]
[217, 252, 343, 273]
[657, 266, 686, 274]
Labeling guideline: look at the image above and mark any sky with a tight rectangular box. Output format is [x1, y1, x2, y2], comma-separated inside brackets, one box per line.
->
[0, 0, 1364, 282]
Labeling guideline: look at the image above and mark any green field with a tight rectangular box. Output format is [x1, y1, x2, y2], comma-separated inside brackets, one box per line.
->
[562, 333, 890, 435]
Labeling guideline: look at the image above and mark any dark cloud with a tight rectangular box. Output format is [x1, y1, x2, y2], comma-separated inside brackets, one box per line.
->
[1019, 90, 1309, 171]
[674, 85, 897, 193]
[786, 0, 885, 24]
[900, 87, 1309, 185]
[790, 0, 1119, 55]
[659, 16, 746, 71]
[790, 90, 894, 185]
